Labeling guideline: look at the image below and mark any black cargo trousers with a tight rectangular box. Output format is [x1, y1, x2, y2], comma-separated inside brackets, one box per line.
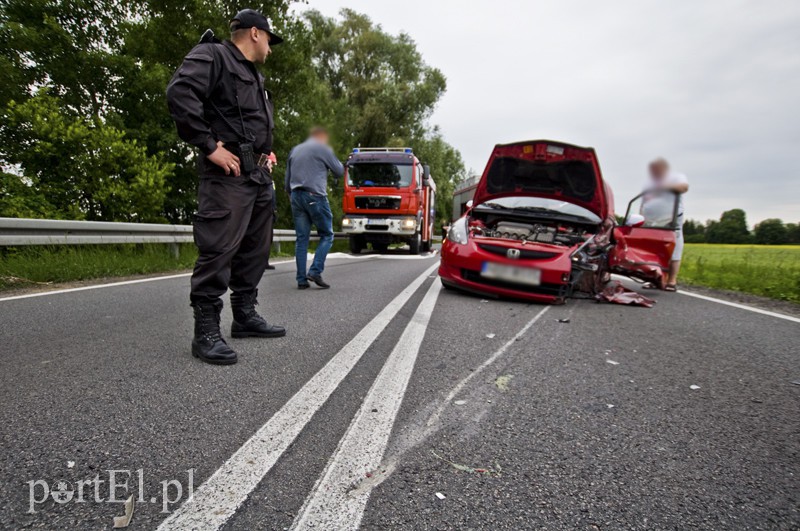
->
[190, 170, 274, 303]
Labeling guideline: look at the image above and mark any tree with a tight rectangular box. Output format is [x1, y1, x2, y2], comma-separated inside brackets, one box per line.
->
[0, 172, 55, 218]
[786, 223, 800, 245]
[305, 9, 446, 149]
[706, 209, 751, 244]
[754, 218, 788, 245]
[301, 9, 461, 232]
[412, 129, 466, 230]
[0, 1, 464, 228]
[0, 92, 173, 221]
[0, 0, 133, 115]
[683, 218, 706, 243]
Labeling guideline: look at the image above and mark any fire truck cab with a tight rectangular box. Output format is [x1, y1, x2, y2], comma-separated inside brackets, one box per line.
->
[342, 147, 436, 254]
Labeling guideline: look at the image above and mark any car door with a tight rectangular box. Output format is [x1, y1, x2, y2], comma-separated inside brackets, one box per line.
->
[608, 190, 680, 287]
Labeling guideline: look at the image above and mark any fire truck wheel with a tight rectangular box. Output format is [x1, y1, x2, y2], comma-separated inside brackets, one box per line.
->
[409, 232, 422, 255]
[349, 235, 363, 254]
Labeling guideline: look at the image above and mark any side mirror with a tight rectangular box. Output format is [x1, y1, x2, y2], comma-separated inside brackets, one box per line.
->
[466, 199, 474, 209]
[626, 214, 646, 228]
[422, 165, 431, 185]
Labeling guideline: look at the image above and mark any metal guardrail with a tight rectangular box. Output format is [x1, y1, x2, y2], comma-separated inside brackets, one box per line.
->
[0, 218, 437, 246]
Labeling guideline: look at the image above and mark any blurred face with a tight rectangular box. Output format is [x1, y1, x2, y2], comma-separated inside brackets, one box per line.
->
[649, 161, 668, 181]
[311, 132, 330, 145]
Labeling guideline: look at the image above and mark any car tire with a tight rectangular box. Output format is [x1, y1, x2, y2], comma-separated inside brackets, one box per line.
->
[349, 235, 363, 254]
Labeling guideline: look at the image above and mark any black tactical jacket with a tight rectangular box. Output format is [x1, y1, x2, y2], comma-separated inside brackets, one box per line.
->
[167, 40, 274, 182]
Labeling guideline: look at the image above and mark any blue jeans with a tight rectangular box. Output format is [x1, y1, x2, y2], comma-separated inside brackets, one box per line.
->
[291, 190, 334, 285]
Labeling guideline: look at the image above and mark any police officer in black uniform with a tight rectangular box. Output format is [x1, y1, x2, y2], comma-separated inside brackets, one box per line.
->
[166, 9, 285, 365]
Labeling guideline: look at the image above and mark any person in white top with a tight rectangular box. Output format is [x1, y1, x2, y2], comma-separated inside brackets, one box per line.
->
[647, 158, 689, 291]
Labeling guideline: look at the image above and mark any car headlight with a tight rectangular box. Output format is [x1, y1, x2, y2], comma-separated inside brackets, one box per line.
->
[447, 217, 468, 245]
[402, 218, 416, 229]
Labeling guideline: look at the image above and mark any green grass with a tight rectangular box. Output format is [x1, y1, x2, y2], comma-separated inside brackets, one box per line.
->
[0, 240, 349, 292]
[680, 244, 800, 303]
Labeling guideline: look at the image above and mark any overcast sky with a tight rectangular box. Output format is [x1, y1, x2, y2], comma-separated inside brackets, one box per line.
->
[296, 0, 799, 224]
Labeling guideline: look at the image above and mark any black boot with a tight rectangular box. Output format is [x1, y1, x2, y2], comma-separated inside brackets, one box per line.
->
[192, 300, 238, 365]
[230, 290, 286, 338]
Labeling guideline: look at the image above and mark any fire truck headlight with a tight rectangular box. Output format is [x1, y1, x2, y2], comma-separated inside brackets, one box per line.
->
[342, 218, 352, 227]
[402, 218, 416, 229]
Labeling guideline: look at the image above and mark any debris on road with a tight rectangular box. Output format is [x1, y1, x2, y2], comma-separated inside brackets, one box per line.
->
[690, 385, 701, 390]
[494, 375, 514, 392]
[606, 360, 620, 365]
[454, 399, 467, 406]
[557, 318, 571, 323]
[67, 461, 75, 468]
[112, 495, 135, 528]
[485, 333, 496, 339]
[435, 492, 446, 500]
[791, 380, 800, 386]
[595, 281, 656, 308]
[431, 450, 500, 476]
[607, 404, 615, 408]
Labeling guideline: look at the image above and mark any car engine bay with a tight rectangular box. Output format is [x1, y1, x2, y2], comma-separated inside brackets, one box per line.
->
[467, 216, 592, 247]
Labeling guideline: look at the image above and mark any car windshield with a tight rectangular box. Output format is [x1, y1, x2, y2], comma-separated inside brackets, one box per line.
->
[476, 196, 601, 223]
[348, 163, 413, 188]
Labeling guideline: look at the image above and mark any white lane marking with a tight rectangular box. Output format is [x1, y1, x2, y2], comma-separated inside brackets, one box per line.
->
[156, 263, 439, 531]
[678, 290, 800, 324]
[426, 306, 550, 428]
[0, 272, 193, 302]
[291, 280, 442, 531]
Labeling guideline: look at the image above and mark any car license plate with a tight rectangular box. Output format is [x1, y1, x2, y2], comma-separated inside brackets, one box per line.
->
[481, 262, 541, 286]
[367, 219, 384, 225]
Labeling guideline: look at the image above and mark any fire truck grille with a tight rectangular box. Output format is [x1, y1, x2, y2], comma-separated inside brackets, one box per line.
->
[355, 196, 401, 210]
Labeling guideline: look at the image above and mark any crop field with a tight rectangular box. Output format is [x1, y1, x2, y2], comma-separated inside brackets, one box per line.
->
[681, 244, 800, 303]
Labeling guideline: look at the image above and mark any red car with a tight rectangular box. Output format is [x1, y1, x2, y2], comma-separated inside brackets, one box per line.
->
[439, 140, 681, 304]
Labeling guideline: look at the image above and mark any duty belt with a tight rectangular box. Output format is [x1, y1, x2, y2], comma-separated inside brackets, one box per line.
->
[224, 144, 272, 168]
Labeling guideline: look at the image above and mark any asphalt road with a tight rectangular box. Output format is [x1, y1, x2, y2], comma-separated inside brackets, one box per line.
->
[0, 251, 798, 530]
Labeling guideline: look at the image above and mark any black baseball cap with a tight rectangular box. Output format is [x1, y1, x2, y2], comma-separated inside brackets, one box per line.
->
[230, 9, 283, 45]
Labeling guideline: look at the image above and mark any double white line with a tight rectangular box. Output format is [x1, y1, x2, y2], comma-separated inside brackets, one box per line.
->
[158, 263, 440, 531]
[292, 280, 442, 530]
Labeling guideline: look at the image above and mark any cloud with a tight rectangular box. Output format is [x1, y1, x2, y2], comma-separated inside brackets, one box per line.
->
[299, 0, 800, 223]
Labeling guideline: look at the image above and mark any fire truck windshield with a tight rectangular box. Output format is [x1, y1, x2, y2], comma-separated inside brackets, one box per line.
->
[348, 163, 413, 188]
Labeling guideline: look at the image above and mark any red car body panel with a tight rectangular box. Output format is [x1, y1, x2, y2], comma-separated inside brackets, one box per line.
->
[439, 237, 573, 303]
[440, 140, 676, 303]
[608, 226, 676, 288]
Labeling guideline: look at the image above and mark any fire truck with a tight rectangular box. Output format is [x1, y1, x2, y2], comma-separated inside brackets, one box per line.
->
[341, 147, 436, 254]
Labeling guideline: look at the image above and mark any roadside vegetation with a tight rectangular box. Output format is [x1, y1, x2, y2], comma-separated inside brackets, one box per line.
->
[0, 241, 349, 292]
[681, 244, 800, 303]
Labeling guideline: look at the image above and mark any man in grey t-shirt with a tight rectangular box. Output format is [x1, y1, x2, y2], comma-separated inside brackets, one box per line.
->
[285, 127, 344, 289]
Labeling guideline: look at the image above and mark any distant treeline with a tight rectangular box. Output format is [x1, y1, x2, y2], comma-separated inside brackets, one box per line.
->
[683, 209, 800, 245]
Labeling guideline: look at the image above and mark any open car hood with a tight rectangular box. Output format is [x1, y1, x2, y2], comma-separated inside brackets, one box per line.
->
[472, 140, 612, 220]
